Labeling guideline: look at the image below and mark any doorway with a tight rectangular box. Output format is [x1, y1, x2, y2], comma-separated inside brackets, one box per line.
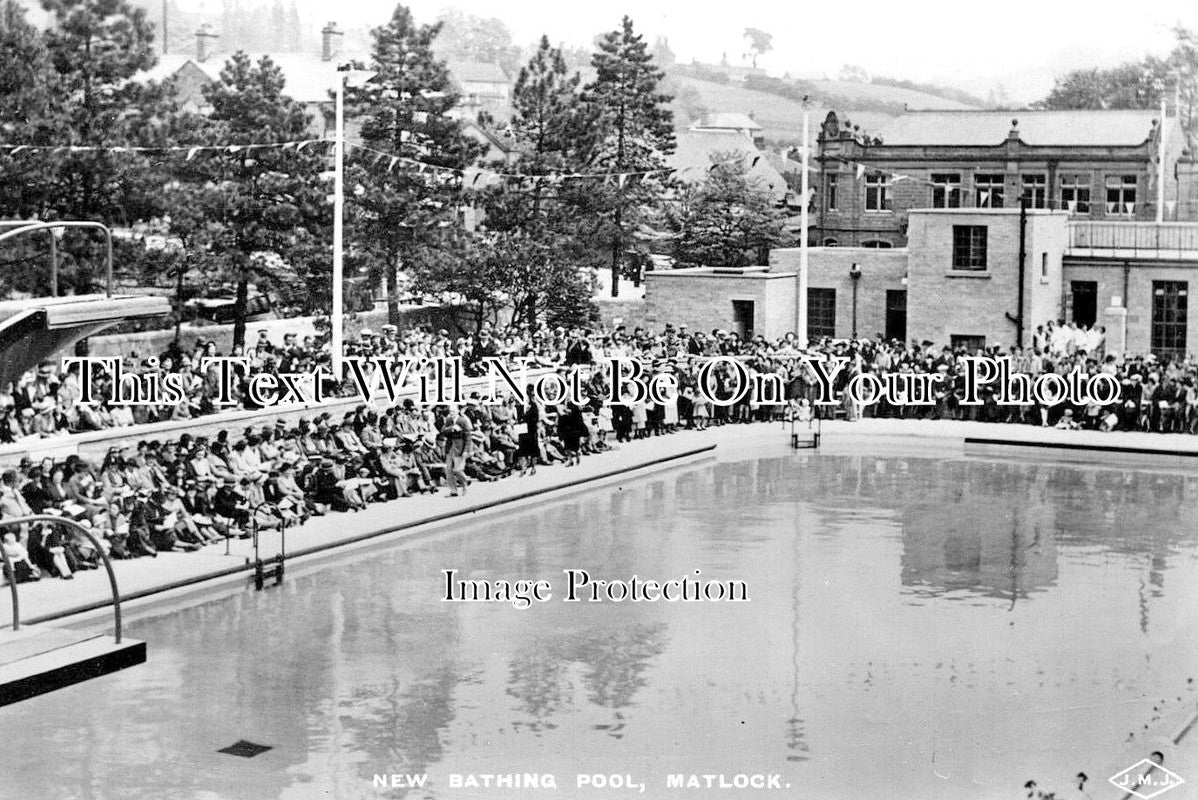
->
[732, 300, 755, 339]
[885, 290, 907, 342]
[1070, 281, 1097, 328]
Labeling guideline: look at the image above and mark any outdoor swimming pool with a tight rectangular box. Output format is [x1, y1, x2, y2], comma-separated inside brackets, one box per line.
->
[2, 443, 1197, 799]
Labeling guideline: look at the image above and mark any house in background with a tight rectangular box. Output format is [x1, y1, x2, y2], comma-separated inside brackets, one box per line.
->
[669, 129, 791, 206]
[136, 22, 366, 137]
[445, 60, 512, 122]
[815, 108, 1191, 249]
[689, 112, 765, 146]
[138, 22, 517, 135]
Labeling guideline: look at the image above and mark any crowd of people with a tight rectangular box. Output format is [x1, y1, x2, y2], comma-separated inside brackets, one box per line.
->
[1, 317, 1196, 584]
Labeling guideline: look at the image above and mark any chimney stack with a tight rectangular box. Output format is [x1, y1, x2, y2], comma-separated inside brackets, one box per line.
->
[321, 21, 343, 62]
[195, 24, 218, 63]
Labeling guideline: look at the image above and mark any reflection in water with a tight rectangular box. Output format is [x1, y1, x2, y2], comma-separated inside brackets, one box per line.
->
[1, 449, 1196, 800]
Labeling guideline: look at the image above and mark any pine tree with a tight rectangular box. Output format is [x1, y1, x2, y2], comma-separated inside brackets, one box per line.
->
[582, 16, 674, 297]
[39, 0, 173, 224]
[167, 52, 329, 348]
[478, 36, 595, 326]
[0, 1, 65, 218]
[345, 3, 483, 327]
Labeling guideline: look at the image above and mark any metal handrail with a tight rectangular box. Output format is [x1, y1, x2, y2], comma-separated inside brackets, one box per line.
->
[249, 500, 287, 564]
[0, 514, 124, 641]
[0, 221, 115, 297]
[0, 534, 19, 631]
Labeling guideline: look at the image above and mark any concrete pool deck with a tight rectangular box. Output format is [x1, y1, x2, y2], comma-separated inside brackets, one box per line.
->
[0, 431, 722, 631]
[5, 416, 1198, 632]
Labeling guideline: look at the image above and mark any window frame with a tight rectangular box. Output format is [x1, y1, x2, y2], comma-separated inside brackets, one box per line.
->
[807, 288, 837, 339]
[951, 225, 988, 271]
[974, 173, 1005, 208]
[1021, 174, 1047, 209]
[931, 173, 962, 209]
[1060, 175, 1091, 215]
[864, 173, 893, 213]
[1105, 174, 1137, 217]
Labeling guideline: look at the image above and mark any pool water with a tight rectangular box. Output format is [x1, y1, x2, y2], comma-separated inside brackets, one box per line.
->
[2, 445, 1197, 800]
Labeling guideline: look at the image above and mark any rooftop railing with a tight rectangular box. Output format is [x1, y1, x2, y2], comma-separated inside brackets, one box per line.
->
[1068, 221, 1198, 260]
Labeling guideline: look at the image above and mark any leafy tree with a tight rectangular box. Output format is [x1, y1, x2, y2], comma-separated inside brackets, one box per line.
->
[581, 16, 675, 297]
[434, 8, 522, 74]
[742, 28, 772, 68]
[1038, 59, 1170, 111]
[1037, 26, 1198, 132]
[345, 3, 484, 328]
[164, 52, 330, 349]
[413, 230, 594, 331]
[668, 155, 789, 269]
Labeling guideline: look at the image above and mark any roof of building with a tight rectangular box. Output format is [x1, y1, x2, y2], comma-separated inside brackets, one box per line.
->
[135, 52, 371, 104]
[875, 109, 1167, 147]
[690, 112, 763, 132]
[446, 60, 509, 84]
[669, 130, 787, 199]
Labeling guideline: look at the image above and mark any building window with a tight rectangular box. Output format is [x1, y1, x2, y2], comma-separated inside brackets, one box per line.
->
[807, 288, 837, 339]
[823, 238, 839, 247]
[1040, 252, 1049, 282]
[825, 174, 838, 211]
[975, 174, 1004, 208]
[931, 173, 961, 208]
[1106, 175, 1137, 216]
[1151, 281, 1187, 356]
[861, 240, 892, 249]
[1060, 176, 1090, 214]
[951, 225, 987, 271]
[950, 334, 986, 353]
[1022, 174, 1047, 208]
[865, 173, 892, 212]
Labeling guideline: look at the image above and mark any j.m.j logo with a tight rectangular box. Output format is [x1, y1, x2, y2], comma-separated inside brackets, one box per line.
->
[1108, 758, 1185, 799]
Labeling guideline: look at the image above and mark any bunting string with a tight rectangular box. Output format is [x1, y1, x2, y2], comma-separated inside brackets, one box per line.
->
[0, 139, 328, 156]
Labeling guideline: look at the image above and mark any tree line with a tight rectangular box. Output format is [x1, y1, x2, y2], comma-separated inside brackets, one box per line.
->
[1036, 24, 1198, 133]
[0, 0, 790, 346]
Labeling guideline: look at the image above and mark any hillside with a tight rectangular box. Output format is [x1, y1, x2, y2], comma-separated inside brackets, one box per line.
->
[666, 74, 897, 146]
[799, 79, 978, 111]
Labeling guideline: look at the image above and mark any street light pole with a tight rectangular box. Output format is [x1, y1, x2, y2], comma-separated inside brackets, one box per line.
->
[798, 103, 810, 348]
[331, 68, 376, 378]
[332, 74, 346, 378]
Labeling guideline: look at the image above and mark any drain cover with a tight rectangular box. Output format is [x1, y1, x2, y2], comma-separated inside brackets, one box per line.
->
[217, 740, 273, 758]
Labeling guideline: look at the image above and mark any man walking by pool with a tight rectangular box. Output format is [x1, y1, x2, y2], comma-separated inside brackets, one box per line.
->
[441, 404, 473, 497]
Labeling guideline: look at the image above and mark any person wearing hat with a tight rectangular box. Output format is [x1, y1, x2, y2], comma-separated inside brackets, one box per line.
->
[214, 477, 251, 537]
[439, 403, 473, 497]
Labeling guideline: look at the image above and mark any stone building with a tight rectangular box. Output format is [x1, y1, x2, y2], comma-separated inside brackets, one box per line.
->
[813, 109, 1192, 249]
[644, 208, 1198, 357]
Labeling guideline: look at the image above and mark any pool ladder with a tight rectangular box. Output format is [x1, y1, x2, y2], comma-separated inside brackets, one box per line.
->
[790, 415, 821, 449]
[250, 504, 288, 591]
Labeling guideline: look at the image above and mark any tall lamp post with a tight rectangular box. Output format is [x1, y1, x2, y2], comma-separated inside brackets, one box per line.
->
[332, 66, 376, 377]
[798, 102, 811, 348]
[849, 262, 861, 339]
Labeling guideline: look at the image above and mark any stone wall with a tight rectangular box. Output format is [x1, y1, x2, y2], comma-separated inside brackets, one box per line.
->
[771, 247, 909, 339]
[644, 267, 797, 339]
[906, 209, 1066, 349]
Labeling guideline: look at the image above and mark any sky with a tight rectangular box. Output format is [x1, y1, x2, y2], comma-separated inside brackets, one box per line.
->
[188, 0, 1197, 102]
